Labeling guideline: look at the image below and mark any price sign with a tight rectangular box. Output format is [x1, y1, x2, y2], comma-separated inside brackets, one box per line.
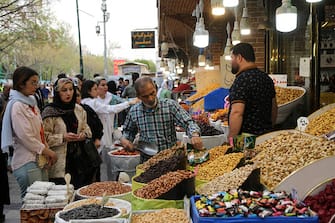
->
[297, 117, 309, 131]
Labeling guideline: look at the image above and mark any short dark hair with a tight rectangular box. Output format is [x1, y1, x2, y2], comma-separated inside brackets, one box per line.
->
[134, 76, 155, 94]
[118, 77, 124, 81]
[132, 73, 140, 82]
[81, 80, 97, 99]
[107, 80, 117, 94]
[231, 42, 255, 62]
[57, 73, 67, 79]
[13, 66, 39, 91]
[75, 74, 84, 81]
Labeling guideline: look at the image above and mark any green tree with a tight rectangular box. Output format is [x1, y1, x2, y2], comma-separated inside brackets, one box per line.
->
[134, 59, 156, 72]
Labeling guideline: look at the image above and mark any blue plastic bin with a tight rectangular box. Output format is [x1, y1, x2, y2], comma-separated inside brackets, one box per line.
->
[190, 196, 318, 223]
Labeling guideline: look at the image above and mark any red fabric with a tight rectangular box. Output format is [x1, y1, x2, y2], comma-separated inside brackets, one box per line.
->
[172, 83, 191, 93]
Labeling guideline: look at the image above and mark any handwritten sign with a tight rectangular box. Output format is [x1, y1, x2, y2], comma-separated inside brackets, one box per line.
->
[131, 31, 155, 49]
[269, 74, 287, 87]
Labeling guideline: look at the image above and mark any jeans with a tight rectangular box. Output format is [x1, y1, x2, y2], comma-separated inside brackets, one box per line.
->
[13, 162, 40, 198]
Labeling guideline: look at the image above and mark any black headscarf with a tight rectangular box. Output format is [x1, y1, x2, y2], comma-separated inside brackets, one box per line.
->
[42, 78, 78, 133]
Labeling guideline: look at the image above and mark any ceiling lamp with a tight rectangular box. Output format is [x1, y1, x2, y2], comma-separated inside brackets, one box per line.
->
[224, 23, 233, 61]
[193, 0, 209, 48]
[276, 0, 297, 32]
[223, 0, 238, 7]
[240, 0, 251, 35]
[211, 0, 225, 16]
[198, 54, 206, 67]
[231, 8, 241, 45]
[306, 0, 322, 2]
[161, 42, 169, 56]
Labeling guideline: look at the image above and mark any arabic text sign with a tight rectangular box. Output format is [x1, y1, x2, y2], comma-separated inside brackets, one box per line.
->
[131, 31, 155, 49]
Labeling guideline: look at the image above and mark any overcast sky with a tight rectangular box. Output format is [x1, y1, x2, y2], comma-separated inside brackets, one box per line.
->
[51, 0, 158, 61]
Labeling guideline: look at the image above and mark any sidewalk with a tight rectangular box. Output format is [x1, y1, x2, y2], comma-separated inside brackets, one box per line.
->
[4, 172, 21, 222]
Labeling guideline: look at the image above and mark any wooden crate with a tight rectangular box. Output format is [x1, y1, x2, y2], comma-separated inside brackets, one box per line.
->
[20, 207, 62, 223]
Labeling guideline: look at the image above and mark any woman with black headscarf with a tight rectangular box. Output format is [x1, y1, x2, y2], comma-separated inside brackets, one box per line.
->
[42, 78, 91, 188]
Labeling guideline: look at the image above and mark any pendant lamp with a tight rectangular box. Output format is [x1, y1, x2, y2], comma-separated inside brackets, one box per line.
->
[223, 0, 238, 7]
[193, 17, 209, 48]
[306, 0, 322, 2]
[198, 54, 206, 67]
[276, 0, 297, 32]
[240, 0, 250, 35]
[224, 23, 233, 61]
[211, 0, 225, 16]
[231, 8, 241, 45]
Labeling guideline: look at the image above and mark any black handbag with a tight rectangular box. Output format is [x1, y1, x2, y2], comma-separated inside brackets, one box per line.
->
[81, 138, 102, 168]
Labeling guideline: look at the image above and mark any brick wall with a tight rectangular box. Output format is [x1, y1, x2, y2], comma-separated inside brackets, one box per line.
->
[206, 0, 266, 71]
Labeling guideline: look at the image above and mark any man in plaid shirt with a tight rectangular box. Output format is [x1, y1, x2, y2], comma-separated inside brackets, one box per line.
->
[120, 76, 203, 154]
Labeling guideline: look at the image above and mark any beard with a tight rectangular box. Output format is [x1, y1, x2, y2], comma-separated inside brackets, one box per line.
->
[143, 97, 157, 109]
[231, 63, 239, 74]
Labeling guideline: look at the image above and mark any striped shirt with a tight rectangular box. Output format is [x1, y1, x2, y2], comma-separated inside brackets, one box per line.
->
[123, 98, 200, 151]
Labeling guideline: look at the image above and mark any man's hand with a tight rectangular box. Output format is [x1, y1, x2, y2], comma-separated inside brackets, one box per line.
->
[120, 137, 134, 151]
[191, 135, 203, 150]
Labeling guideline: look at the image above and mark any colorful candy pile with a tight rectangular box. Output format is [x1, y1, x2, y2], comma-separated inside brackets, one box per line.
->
[194, 190, 315, 218]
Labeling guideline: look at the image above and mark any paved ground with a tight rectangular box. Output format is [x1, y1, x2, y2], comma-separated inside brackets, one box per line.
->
[3, 172, 21, 223]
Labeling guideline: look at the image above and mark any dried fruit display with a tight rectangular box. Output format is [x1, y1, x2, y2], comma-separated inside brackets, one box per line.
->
[111, 149, 140, 156]
[59, 204, 119, 221]
[252, 131, 335, 190]
[197, 164, 256, 195]
[305, 107, 335, 136]
[275, 86, 304, 105]
[131, 208, 189, 223]
[197, 153, 244, 181]
[78, 182, 131, 197]
[134, 170, 194, 199]
[210, 108, 229, 122]
[304, 179, 335, 223]
[186, 83, 221, 102]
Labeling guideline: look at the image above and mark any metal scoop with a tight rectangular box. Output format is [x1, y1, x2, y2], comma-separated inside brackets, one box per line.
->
[135, 141, 158, 156]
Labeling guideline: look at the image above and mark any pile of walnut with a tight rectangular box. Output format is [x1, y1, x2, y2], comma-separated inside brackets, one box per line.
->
[305, 107, 335, 136]
[252, 132, 335, 190]
[275, 86, 304, 105]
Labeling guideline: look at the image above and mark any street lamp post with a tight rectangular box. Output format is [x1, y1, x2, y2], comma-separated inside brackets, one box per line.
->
[101, 0, 109, 76]
[76, 0, 84, 75]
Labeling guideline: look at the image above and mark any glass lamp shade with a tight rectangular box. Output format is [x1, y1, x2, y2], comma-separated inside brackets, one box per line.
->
[198, 55, 206, 66]
[161, 42, 169, 56]
[240, 8, 251, 35]
[276, 0, 297, 32]
[306, 0, 322, 2]
[211, 0, 225, 16]
[223, 0, 239, 7]
[193, 18, 209, 48]
[232, 21, 241, 45]
[224, 39, 232, 61]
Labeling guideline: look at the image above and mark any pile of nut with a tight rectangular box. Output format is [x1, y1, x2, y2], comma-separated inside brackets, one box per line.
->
[197, 153, 244, 181]
[134, 149, 186, 183]
[134, 170, 194, 199]
[305, 107, 335, 136]
[275, 86, 304, 106]
[137, 144, 184, 171]
[78, 182, 131, 197]
[208, 145, 231, 158]
[252, 132, 335, 190]
[197, 164, 256, 195]
[131, 208, 189, 223]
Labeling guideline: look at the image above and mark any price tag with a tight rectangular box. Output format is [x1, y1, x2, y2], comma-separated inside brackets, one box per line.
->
[297, 117, 309, 132]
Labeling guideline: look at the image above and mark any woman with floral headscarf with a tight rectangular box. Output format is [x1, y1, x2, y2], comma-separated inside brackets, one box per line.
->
[42, 77, 91, 188]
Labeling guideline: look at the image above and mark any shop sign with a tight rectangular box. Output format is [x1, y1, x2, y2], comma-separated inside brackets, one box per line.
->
[131, 31, 155, 49]
[113, 59, 125, 75]
[269, 74, 287, 87]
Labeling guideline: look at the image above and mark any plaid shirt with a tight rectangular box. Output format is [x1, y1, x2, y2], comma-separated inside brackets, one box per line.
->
[123, 98, 200, 151]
